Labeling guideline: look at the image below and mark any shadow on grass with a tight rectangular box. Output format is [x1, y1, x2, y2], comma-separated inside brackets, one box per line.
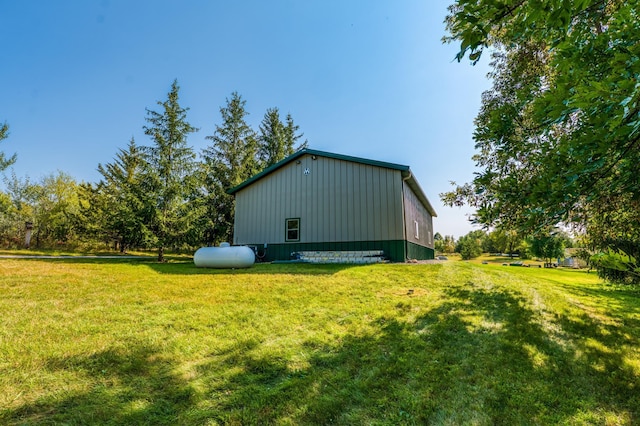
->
[194, 284, 639, 424]
[9, 257, 362, 276]
[559, 283, 640, 317]
[144, 261, 362, 276]
[3, 282, 638, 424]
[3, 344, 196, 425]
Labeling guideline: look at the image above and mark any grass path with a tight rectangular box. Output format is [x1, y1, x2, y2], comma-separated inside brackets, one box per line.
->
[0, 259, 638, 425]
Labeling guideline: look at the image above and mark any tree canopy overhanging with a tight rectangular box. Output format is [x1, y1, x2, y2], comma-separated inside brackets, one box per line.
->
[441, 1, 640, 281]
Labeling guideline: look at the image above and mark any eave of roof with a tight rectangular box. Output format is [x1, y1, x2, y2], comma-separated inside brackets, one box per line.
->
[401, 170, 437, 217]
[226, 148, 437, 217]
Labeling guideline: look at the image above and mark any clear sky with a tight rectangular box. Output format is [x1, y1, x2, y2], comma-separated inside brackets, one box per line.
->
[1, 0, 491, 238]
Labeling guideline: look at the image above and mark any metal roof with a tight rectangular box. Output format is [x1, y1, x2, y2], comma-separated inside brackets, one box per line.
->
[227, 148, 437, 217]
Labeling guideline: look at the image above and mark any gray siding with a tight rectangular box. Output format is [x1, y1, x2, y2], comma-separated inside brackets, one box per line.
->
[233, 154, 405, 245]
[402, 182, 434, 249]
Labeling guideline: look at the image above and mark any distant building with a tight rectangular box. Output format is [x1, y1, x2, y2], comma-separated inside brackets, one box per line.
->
[228, 149, 437, 262]
[560, 248, 588, 268]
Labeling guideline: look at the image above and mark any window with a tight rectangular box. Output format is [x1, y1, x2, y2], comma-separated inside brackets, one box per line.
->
[414, 220, 419, 239]
[286, 218, 300, 242]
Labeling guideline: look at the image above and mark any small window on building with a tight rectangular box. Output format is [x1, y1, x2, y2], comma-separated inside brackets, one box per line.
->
[414, 220, 419, 239]
[286, 218, 300, 242]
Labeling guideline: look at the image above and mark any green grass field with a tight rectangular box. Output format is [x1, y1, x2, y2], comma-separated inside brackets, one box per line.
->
[1, 258, 638, 425]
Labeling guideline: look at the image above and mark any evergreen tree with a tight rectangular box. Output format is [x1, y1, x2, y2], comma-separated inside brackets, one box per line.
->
[283, 112, 307, 155]
[0, 122, 17, 172]
[257, 109, 307, 168]
[202, 92, 258, 243]
[95, 138, 153, 252]
[143, 80, 198, 261]
[257, 108, 286, 168]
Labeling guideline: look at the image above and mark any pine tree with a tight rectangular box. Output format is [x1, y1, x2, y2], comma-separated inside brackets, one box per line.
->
[143, 80, 198, 262]
[0, 122, 17, 172]
[257, 109, 307, 168]
[257, 108, 286, 168]
[202, 92, 258, 243]
[283, 112, 307, 154]
[96, 138, 152, 252]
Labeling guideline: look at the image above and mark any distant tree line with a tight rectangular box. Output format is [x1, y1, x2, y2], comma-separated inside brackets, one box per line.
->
[435, 229, 575, 265]
[0, 80, 306, 261]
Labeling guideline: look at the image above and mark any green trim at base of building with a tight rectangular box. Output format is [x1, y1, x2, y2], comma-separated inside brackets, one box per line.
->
[246, 240, 434, 263]
[406, 241, 435, 261]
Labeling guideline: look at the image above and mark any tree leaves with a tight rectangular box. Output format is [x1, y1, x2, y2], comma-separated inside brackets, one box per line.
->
[442, 2, 640, 282]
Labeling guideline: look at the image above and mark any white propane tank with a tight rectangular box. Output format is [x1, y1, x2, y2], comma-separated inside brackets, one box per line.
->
[193, 243, 255, 268]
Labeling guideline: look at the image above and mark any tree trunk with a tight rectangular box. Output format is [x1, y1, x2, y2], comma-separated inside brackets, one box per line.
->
[158, 246, 165, 262]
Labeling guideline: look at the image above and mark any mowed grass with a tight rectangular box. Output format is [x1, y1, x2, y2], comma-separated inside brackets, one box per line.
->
[1, 259, 639, 425]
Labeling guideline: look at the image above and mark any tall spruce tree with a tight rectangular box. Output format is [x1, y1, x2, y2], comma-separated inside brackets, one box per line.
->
[202, 92, 258, 243]
[283, 112, 307, 155]
[257, 108, 286, 168]
[96, 138, 152, 252]
[257, 108, 306, 168]
[143, 80, 198, 262]
[0, 122, 17, 172]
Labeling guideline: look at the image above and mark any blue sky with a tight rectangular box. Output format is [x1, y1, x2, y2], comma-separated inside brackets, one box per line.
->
[1, 0, 491, 238]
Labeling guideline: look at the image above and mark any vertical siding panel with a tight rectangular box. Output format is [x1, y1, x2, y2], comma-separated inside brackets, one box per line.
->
[298, 159, 304, 220]
[242, 186, 249, 243]
[331, 158, 337, 242]
[322, 158, 329, 242]
[306, 158, 313, 242]
[270, 171, 277, 243]
[359, 164, 368, 241]
[391, 171, 400, 239]
[252, 185, 259, 242]
[243, 189, 251, 243]
[350, 162, 358, 241]
[372, 166, 382, 241]
[349, 163, 357, 241]
[287, 165, 293, 241]
[233, 192, 241, 244]
[278, 167, 286, 242]
[340, 160, 349, 242]
[404, 183, 412, 243]
[393, 171, 400, 239]
[278, 165, 289, 243]
[271, 170, 277, 243]
[390, 171, 399, 240]
[307, 158, 314, 242]
[292, 160, 299, 224]
[379, 169, 389, 241]
[324, 158, 332, 242]
[399, 181, 433, 249]
[385, 170, 394, 240]
[316, 160, 331, 241]
[332, 159, 339, 242]
[366, 166, 375, 239]
[300, 159, 307, 242]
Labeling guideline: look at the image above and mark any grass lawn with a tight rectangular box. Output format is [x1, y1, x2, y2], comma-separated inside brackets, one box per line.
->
[1, 258, 639, 425]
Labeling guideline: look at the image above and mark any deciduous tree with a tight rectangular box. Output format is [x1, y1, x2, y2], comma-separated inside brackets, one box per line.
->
[442, 1, 640, 282]
[455, 230, 486, 260]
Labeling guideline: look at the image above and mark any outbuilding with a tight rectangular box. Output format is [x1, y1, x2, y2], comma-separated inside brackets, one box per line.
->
[227, 149, 437, 262]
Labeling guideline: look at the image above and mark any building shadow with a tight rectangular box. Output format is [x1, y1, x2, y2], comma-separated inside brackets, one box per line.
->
[3, 281, 638, 424]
